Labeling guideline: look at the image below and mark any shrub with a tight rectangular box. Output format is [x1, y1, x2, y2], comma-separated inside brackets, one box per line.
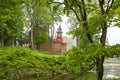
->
[0, 46, 66, 79]
[0, 46, 87, 79]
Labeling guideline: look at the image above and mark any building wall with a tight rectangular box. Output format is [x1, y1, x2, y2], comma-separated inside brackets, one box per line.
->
[62, 44, 66, 52]
[38, 41, 49, 51]
[38, 41, 67, 54]
[52, 42, 62, 54]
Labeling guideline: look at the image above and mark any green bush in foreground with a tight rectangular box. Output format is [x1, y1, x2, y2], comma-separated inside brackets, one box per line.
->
[0, 46, 67, 79]
[0, 46, 120, 80]
[0, 46, 85, 79]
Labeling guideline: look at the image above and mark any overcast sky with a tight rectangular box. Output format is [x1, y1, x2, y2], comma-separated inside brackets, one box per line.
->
[107, 27, 120, 45]
[55, 16, 120, 46]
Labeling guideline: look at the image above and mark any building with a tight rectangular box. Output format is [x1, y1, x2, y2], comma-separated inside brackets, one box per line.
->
[38, 25, 67, 54]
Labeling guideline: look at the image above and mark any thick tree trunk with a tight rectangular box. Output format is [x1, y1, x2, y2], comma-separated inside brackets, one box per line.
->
[96, 56, 105, 80]
[96, 26, 107, 80]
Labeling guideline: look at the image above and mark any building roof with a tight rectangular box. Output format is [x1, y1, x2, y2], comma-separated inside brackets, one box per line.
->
[52, 36, 67, 45]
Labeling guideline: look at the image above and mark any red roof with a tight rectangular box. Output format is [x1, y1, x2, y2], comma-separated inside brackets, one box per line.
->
[52, 36, 67, 45]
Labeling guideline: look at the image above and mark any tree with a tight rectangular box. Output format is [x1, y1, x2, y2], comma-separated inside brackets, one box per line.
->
[0, 0, 25, 47]
[50, 0, 120, 80]
[23, 0, 62, 49]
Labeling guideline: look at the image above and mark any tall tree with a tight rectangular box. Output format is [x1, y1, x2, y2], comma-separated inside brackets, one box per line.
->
[0, 0, 24, 47]
[51, 0, 120, 80]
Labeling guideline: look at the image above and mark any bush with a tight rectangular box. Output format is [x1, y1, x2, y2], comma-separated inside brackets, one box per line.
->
[0, 46, 87, 79]
[63, 46, 90, 74]
[0, 46, 66, 79]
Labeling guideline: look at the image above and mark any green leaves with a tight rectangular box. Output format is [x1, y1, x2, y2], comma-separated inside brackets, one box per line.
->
[0, 0, 25, 46]
[0, 46, 74, 79]
[64, 42, 120, 73]
[67, 27, 85, 36]
[87, 14, 107, 34]
[34, 29, 48, 45]
[106, 44, 120, 56]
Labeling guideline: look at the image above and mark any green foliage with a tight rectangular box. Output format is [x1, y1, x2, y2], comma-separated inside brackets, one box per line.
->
[87, 14, 107, 34]
[51, 0, 120, 80]
[106, 44, 120, 57]
[0, 0, 25, 46]
[0, 46, 84, 79]
[64, 41, 120, 74]
[67, 27, 85, 37]
[34, 29, 48, 45]
[63, 46, 90, 73]
[23, 0, 62, 48]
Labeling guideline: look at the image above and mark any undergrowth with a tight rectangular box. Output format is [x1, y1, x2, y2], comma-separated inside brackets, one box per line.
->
[0, 46, 83, 79]
[0, 46, 66, 79]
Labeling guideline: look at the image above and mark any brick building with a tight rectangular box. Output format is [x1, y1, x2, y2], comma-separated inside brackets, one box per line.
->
[38, 25, 67, 54]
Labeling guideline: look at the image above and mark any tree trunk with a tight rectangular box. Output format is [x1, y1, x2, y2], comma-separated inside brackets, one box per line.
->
[76, 36, 80, 47]
[96, 56, 105, 80]
[30, 1, 36, 49]
[31, 24, 34, 49]
[96, 0, 115, 79]
[96, 25, 107, 80]
[14, 38, 17, 46]
[71, 0, 113, 80]
[49, 24, 55, 52]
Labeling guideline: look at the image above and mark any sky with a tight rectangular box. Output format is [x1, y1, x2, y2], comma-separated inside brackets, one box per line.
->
[107, 27, 120, 45]
[55, 15, 120, 46]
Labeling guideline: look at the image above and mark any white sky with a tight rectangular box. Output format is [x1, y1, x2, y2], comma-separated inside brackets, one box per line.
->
[55, 16, 120, 46]
[107, 27, 120, 45]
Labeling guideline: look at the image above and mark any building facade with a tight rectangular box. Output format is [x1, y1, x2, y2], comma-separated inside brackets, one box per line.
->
[38, 25, 67, 54]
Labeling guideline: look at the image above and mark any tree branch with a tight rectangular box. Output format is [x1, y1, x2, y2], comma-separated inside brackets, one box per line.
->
[81, 0, 87, 21]
[106, 0, 111, 12]
[71, 7, 81, 21]
[78, 3, 84, 21]
[98, 0, 104, 14]
[81, 0, 93, 43]
[106, 0, 114, 14]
